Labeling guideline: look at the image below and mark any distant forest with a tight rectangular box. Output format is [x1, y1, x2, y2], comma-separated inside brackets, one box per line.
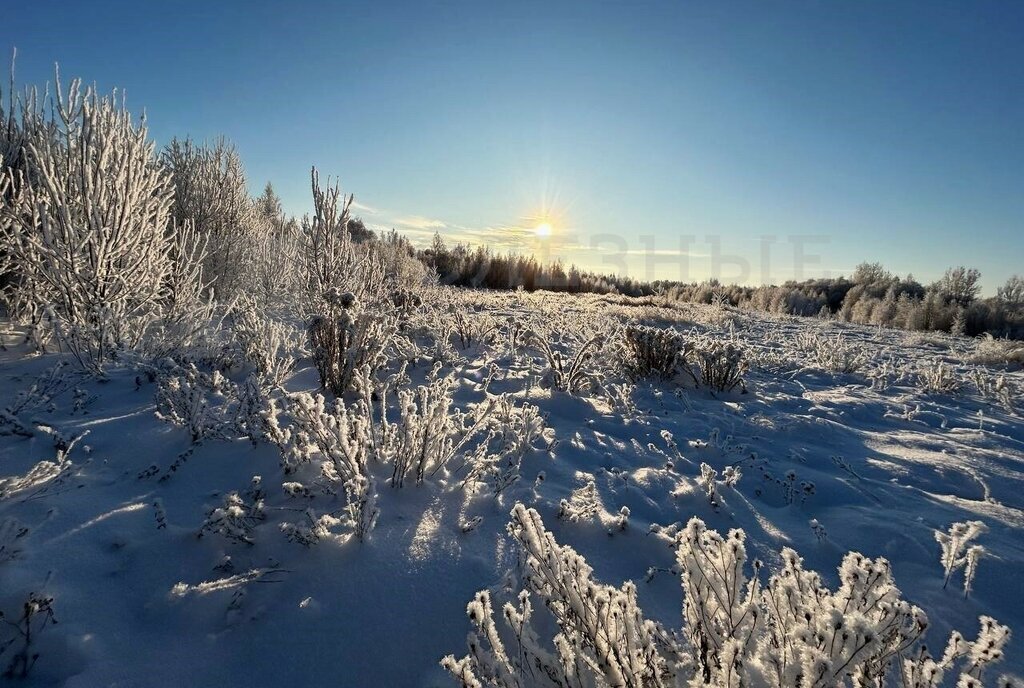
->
[417, 233, 1024, 339]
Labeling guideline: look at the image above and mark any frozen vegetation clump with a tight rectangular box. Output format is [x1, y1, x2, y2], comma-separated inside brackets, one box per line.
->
[444, 505, 1016, 688]
[0, 73, 207, 370]
[308, 289, 395, 397]
[620, 324, 690, 381]
[0, 592, 57, 679]
[796, 331, 871, 374]
[463, 396, 554, 497]
[967, 335, 1024, 367]
[197, 476, 266, 545]
[936, 521, 988, 598]
[274, 392, 379, 541]
[918, 361, 962, 395]
[692, 336, 748, 392]
[526, 329, 606, 394]
[368, 363, 496, 487]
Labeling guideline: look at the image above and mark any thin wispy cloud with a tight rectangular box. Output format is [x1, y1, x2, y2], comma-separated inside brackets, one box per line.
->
[351, 200, 381, 215]
[393, 215, 448, 231]
[623, 248, 710, 258]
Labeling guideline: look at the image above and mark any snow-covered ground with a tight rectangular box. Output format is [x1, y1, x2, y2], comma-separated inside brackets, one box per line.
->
[1, 290, 1022, 686]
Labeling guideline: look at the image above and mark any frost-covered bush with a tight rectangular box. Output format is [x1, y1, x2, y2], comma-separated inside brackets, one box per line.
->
[308, 289, 396, 397]
[162, 137, 258, 300]
[154, 364, 236, 443]
[525, 329, 605, 394]
[234, 374, 289, 446]
[692, 336, 747, 392]
[275, 392, 378, 541]
[0, 73, 182, 369]
[378, 365, 460, 487]
[464, 397, 554, 497]
[197, 476, 266, 545]
[302, 168, 386, 306]
[968, 335, 1024, 367]
[619, 324, 691, 381]
[1, 361, 75, 435]
[443, 504, 669, 688]
[695, 462, 741, 509]
[230, 300, 299, 386]
[0, 427, 85, 501]
[797, 331, 870, 374]
[918, 361, 961, 395]
[369, 364, 496, 487]
[279, 509, 344, 547]
[968, 370, 1016, 414]
[558, 480, 602, 523]
[450, 308, 498, 350]
[444, 505, 1017, 688]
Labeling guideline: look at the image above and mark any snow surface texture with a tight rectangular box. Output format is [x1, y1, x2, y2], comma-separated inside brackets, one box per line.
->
[1, 290, 1022, 686]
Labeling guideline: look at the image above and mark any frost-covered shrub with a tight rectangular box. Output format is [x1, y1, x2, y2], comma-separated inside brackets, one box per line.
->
[154, 364, 235, 443]
[936, 521, 988, 597]
[0, 428, 85, 501]
[370, 364, 495, 487]
[450, 308, 497, 350]
[692, 336, 747, 392]
[379, 366, 458, 486]
[302, 168, 386, 307]
[968, 370, 1016, 414]
[1, 361, 75, 436]
[918, 361, 961, 395]
[797, 331, 870, 374]
[0, 592, 57, 679]
[684, 520, 1010, 686]
[0, 74, 179, 370]
[162, 137, 260, 300]
[279, 509, 343, 547]
[445, 505, 1016, 688]
[558, 480, 602, 523]
[198, 476, 266, 545]
[308, 289, 395, 397]
[230, 300, 299, 386]
[275, 392, 378, 541]
[695, 462, 741, 509]
[619, 324, 691, 381]
[464, 397, 554, 497]
[968, 335, 1024, 367]
[525, 330, 605, 394]
[497, 314, 528, 359]
[443, 504, 670, 688]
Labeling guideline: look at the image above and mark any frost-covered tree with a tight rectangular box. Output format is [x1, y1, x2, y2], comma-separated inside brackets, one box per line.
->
[0, 71, 176, 368]
[853, 262, 896, 285]
[162, 136, 257, 299]
[936, 267, 983, 307]
[997, 275, 1024, 312]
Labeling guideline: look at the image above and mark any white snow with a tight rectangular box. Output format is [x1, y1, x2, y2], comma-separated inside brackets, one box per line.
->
[1, 292, 1022, 686]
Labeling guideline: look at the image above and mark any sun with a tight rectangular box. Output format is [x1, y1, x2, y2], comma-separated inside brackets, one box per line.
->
[535, 222, 553, 238]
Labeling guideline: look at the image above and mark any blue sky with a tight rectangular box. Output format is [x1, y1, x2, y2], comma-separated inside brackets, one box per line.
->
[6, 1, 1023, 290]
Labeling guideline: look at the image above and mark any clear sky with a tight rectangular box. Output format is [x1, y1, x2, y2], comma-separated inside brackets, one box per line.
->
[6, 1, 1023, 291]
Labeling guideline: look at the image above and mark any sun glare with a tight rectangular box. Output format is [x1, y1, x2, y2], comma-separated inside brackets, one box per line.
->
[535, 222, 553, 237]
